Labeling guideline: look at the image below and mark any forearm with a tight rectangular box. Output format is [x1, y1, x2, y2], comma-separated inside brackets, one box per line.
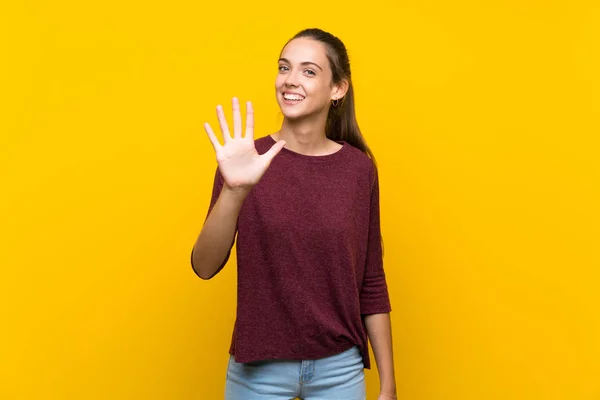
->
[192, 185, 249, 279]
[364, 312, 397, 397]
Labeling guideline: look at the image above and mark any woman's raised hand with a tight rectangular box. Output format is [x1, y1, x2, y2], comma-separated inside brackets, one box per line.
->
[204, 97, 286, 190]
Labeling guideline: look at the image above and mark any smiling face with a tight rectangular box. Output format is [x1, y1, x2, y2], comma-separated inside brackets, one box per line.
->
[275, 38, 341, 121]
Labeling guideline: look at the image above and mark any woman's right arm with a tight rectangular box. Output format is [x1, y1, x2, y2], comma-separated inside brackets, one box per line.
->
[191, 184, 249, 280]
[190, 97, 285, 280]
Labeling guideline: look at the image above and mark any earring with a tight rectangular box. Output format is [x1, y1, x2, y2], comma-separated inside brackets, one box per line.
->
[332, 98, 339, 107]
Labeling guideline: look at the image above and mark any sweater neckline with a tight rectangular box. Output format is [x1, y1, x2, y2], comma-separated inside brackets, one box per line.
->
[267, 134, 349, 162]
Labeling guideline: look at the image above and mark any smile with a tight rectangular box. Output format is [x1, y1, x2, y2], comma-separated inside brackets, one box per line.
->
[283, 92, 305, 102]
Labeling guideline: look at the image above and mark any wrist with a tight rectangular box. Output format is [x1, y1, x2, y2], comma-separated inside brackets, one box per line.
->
[380, 384, 397, 398]
[222, 183, 251, 199]
[380, 379, 396, 393]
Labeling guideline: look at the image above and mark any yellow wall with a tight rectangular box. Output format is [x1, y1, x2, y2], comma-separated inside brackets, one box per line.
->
[1, 1, 599, 399]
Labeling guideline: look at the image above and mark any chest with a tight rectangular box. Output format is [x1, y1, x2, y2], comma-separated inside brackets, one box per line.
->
[238, 164, 371, 240]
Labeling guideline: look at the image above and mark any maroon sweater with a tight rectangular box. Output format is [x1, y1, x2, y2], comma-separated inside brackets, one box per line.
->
[192, 134, 392, 369]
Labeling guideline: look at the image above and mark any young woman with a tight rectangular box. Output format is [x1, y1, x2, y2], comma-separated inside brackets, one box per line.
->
[191, 28, 397, 400]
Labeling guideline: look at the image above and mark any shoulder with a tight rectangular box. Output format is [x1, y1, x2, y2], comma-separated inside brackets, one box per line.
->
[254, 134, 275, 155]
[343, 142, 377, 181]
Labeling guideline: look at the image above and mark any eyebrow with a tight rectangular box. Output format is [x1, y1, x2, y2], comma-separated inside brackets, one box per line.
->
[278, 57, 323, 71]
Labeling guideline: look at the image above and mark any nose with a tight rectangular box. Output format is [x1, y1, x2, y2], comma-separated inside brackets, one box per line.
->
[284, 69, 300, 87]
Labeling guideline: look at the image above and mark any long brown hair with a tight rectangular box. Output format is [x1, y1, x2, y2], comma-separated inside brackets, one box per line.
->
[281, 28, 378, 167]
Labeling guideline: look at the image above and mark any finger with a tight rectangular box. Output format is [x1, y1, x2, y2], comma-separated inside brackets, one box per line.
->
[232, 97, 242, 139]
[216, 104, 231, 143]
[244, 101, 254, 140]
[262, 140, 286, 164]
[204, 122, 221, 152]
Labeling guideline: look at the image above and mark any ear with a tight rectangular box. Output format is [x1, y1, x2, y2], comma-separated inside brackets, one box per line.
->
[331, 78, 349, 101]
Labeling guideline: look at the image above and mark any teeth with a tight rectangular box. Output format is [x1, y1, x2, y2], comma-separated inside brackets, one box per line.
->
[284, 93, 304, 101]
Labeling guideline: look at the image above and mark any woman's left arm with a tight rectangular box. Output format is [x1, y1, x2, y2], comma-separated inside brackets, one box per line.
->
[364, 312, 397, 399]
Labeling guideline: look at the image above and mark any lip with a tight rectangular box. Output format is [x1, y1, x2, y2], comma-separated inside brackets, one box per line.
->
[281, 92, 305, 105]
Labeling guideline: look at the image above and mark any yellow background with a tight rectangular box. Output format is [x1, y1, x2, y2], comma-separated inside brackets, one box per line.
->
[1, 1, 599, 399]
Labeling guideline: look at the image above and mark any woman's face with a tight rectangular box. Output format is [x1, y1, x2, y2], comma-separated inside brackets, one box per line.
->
[275, 38, 337, 120]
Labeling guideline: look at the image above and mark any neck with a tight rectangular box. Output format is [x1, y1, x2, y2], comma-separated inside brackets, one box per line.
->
[275, 114, 333, 155]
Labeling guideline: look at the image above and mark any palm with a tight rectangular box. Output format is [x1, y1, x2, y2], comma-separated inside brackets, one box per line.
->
[216, 139, 264, 189]
[204, 98, 286, 190]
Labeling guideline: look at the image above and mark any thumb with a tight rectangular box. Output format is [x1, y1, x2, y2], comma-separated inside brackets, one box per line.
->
[262, 140, 286, 163]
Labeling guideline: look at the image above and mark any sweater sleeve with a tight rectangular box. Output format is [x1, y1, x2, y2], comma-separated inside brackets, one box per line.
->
[359, 163, 392, 315]
[190, 166, 236, 279]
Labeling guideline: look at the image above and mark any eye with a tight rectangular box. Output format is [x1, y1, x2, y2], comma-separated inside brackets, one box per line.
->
[278, 65, 289, 72]
[305, 69, 316, 76]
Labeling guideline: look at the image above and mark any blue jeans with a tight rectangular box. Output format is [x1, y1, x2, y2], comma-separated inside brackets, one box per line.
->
[224, 345, 366, 400]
